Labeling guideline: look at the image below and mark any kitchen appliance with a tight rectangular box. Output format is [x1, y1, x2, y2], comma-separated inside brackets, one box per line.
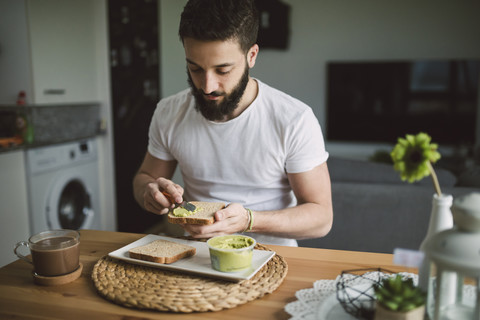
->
[25, 139, 101, 234]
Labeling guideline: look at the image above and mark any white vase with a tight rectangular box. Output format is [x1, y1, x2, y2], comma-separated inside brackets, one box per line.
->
[418, 193, 453, 291]
[419, 194, 454, 250]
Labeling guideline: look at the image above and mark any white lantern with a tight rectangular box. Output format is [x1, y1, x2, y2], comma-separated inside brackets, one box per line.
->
[424, 192, 480, 320]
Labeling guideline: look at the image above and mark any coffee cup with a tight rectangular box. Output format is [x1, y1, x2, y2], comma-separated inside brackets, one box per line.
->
[14, 229, 80, 277]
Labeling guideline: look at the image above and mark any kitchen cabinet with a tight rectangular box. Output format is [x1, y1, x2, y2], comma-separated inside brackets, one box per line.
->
[27, 0, 98, 104]
[0, 0, 98, 104]
[0, 150, 30, 267]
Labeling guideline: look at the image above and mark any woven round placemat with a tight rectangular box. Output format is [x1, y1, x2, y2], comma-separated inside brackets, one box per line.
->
[92, 243, 288, 313]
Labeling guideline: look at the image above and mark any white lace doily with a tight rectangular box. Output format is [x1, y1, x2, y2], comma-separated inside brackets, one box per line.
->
[284, 278, 337, 320]
[284, 271, 403, 320]
[284, 272, 476, 320]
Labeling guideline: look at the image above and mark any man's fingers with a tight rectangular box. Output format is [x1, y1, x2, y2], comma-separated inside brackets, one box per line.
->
[157, 179, 184, 204]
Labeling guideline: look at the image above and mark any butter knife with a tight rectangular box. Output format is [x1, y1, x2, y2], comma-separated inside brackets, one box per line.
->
[161, 191, 196, 211]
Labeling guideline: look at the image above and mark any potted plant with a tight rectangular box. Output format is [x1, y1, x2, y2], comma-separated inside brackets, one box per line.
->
[373, 274, 426, 320]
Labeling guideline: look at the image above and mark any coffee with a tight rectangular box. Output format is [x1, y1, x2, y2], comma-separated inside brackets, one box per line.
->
[14, 230, 81, 278]
[31, 237, 80, 276]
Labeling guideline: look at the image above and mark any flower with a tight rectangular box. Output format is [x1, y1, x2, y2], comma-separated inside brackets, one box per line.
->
[391, 132, 442, 195]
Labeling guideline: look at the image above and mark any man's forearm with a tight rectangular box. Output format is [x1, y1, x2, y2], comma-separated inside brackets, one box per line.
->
[249, 203, 333, 240]
[132, 172, 155, 210]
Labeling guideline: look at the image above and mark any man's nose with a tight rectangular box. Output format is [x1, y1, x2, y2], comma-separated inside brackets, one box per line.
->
[202, 72, 219, 94]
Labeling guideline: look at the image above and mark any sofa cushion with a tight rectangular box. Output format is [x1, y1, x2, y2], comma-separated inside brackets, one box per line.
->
[456, 166, 480, 187]
[327, 156, 457, 188]
[298, 182, 477, 253]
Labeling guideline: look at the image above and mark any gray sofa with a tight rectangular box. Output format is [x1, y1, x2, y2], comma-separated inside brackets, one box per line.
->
[298, 157, 479, 254]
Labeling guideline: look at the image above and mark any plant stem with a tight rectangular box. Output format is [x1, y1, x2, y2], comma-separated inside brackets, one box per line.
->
[427, 161, 442, 196]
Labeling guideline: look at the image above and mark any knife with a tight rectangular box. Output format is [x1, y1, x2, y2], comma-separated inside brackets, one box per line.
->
[161, 191, 197, 212]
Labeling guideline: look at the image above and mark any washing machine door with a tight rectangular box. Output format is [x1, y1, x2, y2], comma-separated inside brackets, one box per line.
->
[47, 174, 95, 230]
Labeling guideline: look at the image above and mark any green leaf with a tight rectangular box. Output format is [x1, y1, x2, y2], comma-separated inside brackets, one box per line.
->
[398, 302, 417, 312]
[383, 300, 399, 311]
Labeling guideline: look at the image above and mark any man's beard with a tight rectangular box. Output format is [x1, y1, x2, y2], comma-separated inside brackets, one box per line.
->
[187, 65, 250, 121]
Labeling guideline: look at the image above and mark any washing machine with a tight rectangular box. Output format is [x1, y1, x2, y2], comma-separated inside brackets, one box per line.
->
[25, 139, 101, 234]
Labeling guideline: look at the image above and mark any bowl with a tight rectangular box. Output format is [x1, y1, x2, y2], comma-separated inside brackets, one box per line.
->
[206, 235, 256, 272]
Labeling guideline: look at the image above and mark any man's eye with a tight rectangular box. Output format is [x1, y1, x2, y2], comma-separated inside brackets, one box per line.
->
[190, 68, 202, 74]
[217, 69, 230, 75]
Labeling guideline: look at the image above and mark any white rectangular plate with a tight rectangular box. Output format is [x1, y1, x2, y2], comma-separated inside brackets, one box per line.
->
[108, 234, 276, 282]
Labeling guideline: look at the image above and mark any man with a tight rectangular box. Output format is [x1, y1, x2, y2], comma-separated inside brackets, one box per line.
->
[133, 0, 332, 246]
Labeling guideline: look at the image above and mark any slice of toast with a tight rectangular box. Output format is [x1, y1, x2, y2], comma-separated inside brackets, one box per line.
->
[128, 239, 196, 264]
[167, 201, 225, 225]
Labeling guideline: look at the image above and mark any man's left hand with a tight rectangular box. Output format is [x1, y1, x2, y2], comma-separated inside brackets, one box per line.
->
[180, 203, 250, 238]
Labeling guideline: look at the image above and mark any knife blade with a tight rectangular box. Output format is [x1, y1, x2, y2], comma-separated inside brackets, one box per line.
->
[161, 191, 197, 212]
[178, 201, 196, 212]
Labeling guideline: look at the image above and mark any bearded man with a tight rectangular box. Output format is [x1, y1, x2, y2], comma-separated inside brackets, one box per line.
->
[133, 0, 333, 246]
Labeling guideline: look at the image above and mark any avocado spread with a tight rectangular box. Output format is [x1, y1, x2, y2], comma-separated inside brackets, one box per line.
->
[209, 235, 254, 249]
[172, 206, 200, 217]
[207, 235, 256, 272]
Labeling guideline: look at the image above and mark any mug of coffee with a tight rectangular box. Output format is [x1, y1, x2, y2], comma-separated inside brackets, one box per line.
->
[14, 229, 80, 277]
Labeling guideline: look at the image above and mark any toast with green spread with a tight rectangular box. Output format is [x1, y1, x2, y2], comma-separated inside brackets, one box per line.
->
[167, 201, 225, 225]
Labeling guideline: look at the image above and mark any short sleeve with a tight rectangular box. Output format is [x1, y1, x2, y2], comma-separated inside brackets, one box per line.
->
[147, 102, 176, 161]
[284, 108, 329, 173]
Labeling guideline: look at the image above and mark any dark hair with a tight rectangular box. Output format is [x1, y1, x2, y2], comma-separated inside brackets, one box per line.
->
[179, 0, 259, 53]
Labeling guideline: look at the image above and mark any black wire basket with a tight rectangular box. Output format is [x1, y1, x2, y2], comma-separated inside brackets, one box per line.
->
[336, 268, 395, 320]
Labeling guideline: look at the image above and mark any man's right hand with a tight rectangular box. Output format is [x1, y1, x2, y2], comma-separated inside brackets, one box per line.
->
[142, 177, 184, 215]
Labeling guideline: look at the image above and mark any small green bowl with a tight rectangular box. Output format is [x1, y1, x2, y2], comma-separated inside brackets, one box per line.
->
[206, 235, 256, 272]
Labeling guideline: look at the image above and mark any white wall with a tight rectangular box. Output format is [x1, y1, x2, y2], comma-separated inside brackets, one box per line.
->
[93, 0, 117, 231]
[159, 0, 188, 98]
[160, 0, 480, 158]
[0, 0, 33, 103]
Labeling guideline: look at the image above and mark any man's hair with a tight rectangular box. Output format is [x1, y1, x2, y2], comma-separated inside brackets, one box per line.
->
[179, 0, 259, 53]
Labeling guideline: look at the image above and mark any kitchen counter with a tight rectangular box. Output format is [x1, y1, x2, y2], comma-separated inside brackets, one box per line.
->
[0, 230, 409, 319]
[0, 103, 101, 153]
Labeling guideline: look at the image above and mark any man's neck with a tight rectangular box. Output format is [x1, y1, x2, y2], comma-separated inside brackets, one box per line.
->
[222, 78, 258, 121]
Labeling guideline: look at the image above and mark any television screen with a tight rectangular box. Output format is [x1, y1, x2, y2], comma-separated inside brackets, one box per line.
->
[326, 60, 480, 145]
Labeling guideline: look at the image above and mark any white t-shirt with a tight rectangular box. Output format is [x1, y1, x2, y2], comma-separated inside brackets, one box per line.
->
[148, 79, 329, 246]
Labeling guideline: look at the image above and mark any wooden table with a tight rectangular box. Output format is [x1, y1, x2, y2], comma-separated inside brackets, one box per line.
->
[0, 230, 412, 319]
